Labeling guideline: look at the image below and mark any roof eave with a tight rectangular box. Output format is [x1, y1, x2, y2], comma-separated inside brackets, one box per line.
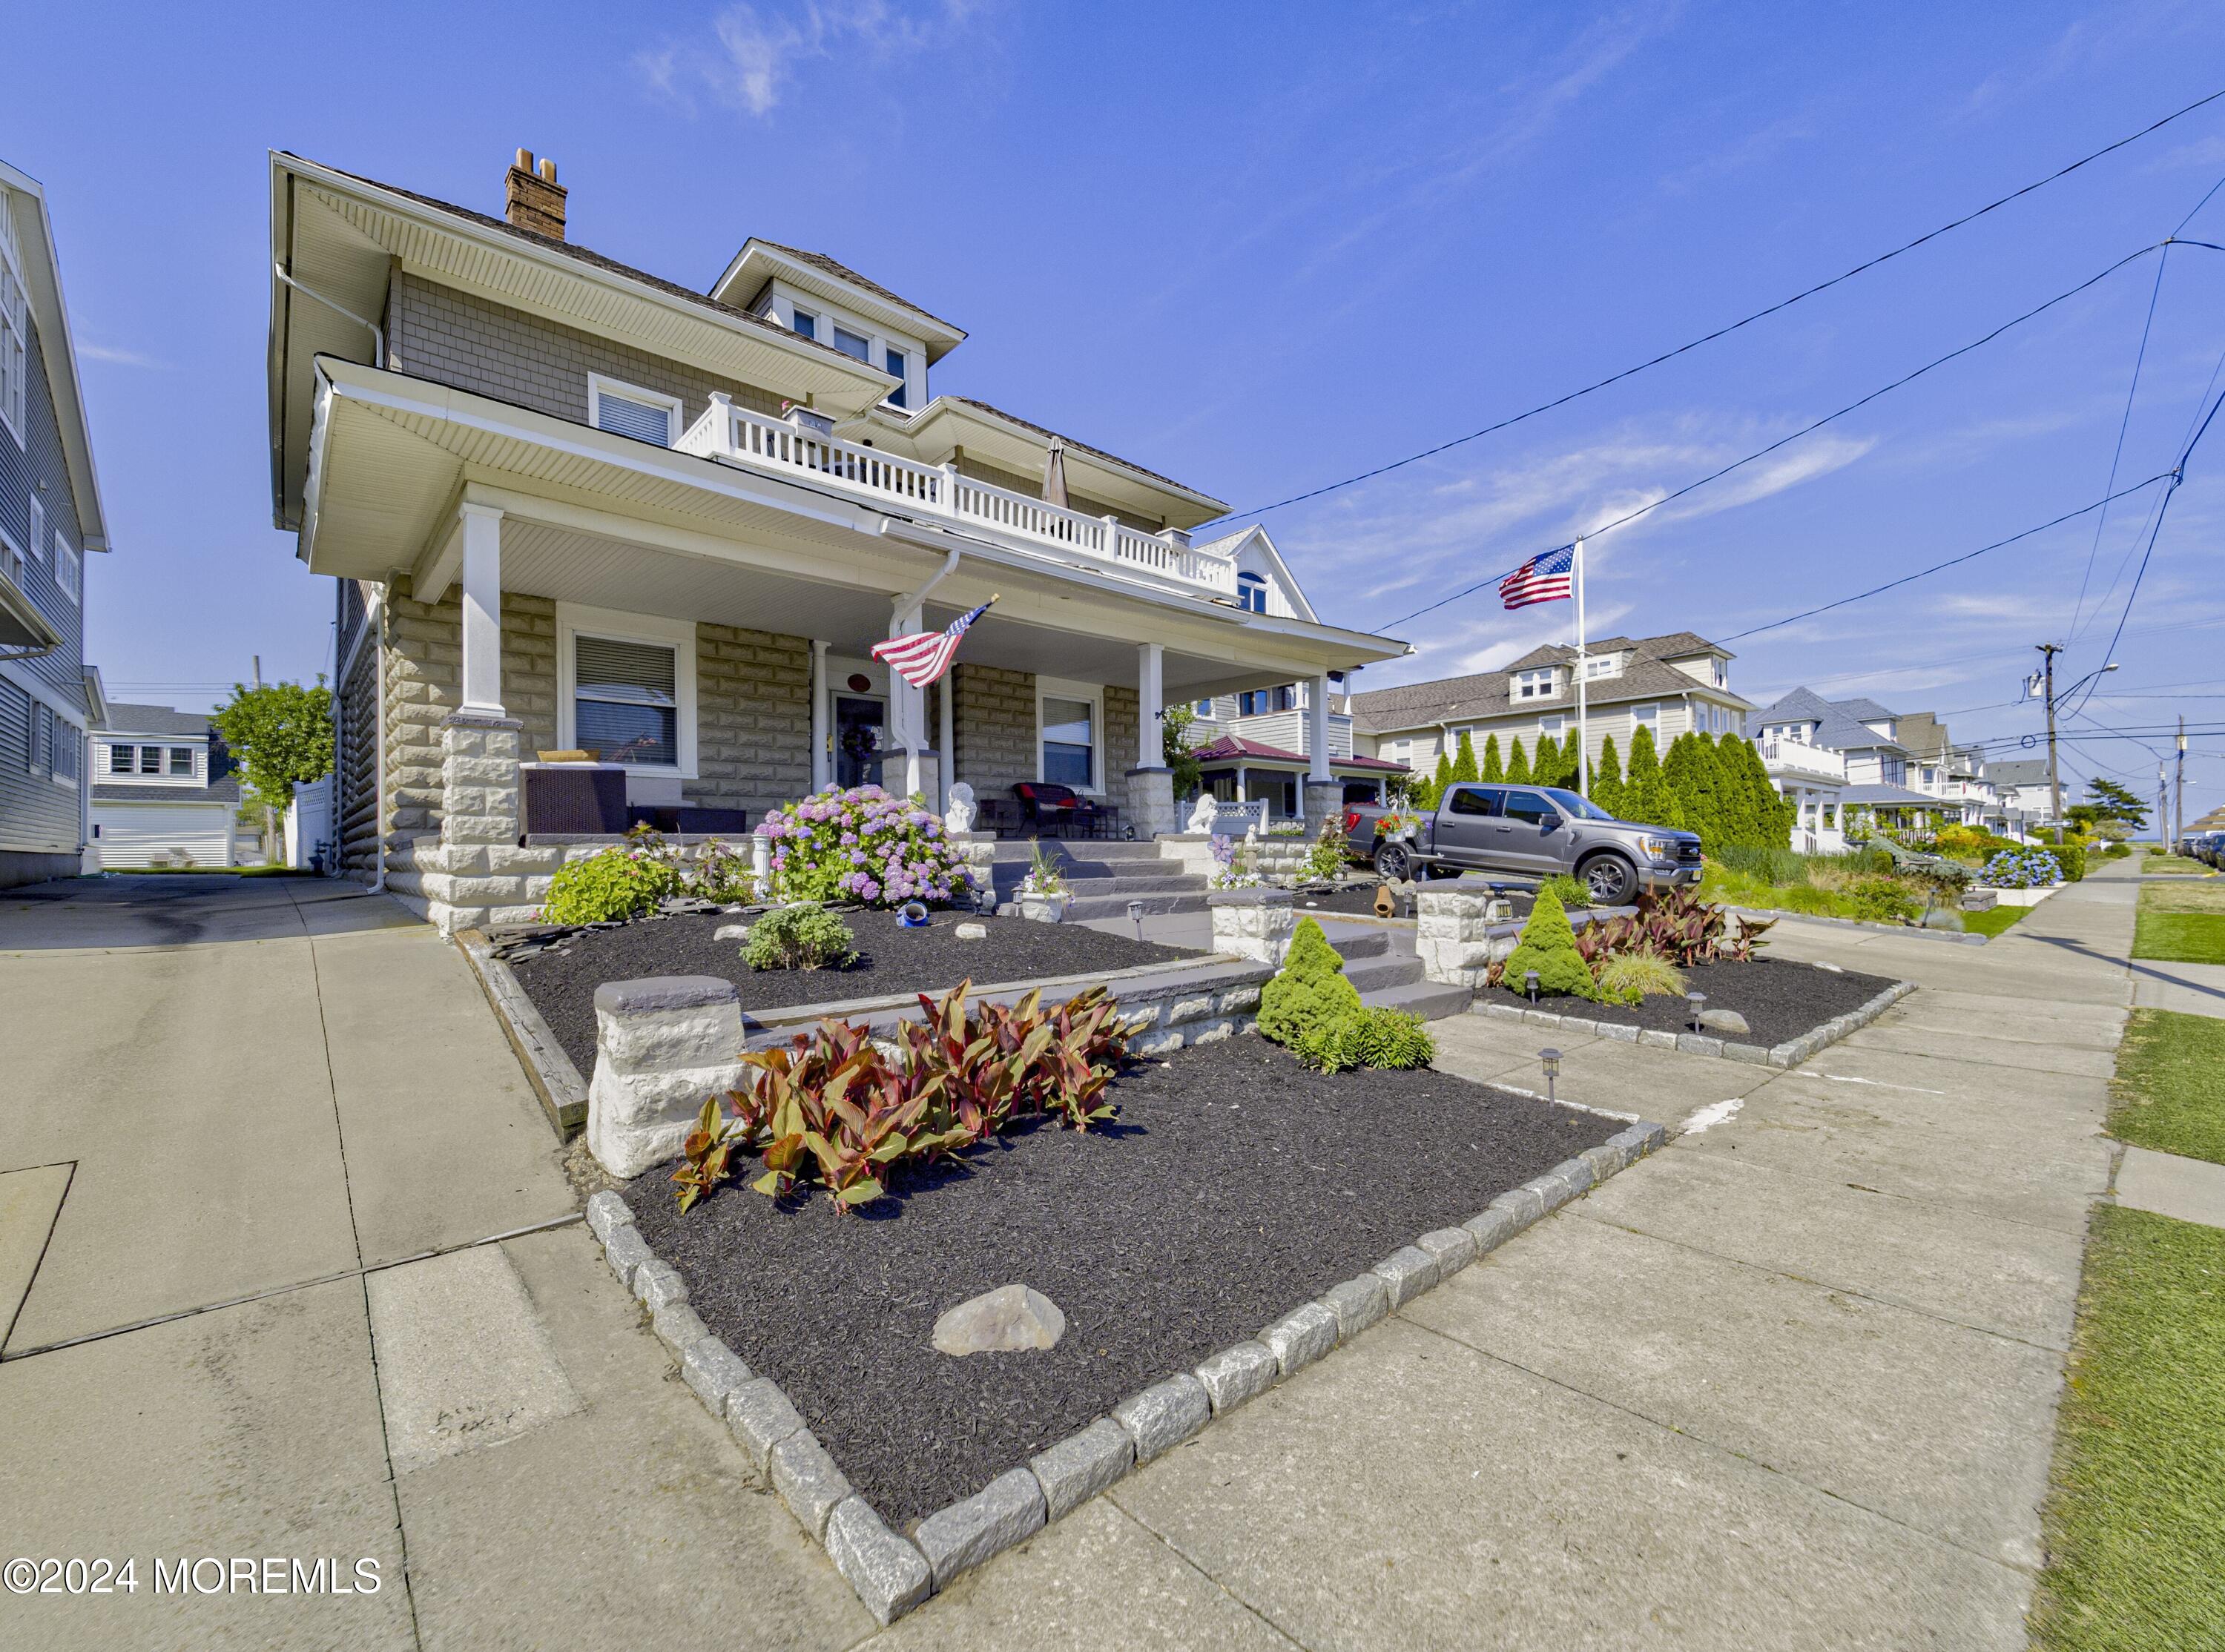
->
[710, 240, 967, 359]
[1, 157, 110, 553]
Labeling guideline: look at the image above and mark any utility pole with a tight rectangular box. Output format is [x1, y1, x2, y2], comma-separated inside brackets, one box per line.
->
[2037, 643, 2063, 846]
[2160, 762, 2170, 852]
[2178, 715, 2188, 850]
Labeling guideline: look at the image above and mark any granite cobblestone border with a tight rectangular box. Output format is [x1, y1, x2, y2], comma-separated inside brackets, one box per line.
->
[1471, 975, 1916, 1069]
[581, 1111, 1669, 1625]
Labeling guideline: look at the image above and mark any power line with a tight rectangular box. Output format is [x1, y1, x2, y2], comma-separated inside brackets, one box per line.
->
[1216, 85, 2225, 522]
[1380, 242, 2180, 633]
[2066, 245, 2169, 639]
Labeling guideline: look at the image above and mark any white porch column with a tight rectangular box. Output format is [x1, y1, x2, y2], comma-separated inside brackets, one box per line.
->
[1307, 675, 1332, 782]
[810, 639, 831, 791]
[937, 673, 955, 815]
[1136, 642, 1164, 771]
[457, 503, 505, 717]
[889, 602, 926, 799]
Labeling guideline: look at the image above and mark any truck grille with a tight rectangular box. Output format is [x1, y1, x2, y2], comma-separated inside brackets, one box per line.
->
[1677, 842, 1703, 862]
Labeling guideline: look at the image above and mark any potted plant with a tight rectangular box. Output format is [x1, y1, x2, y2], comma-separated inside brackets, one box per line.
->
[1016, 843, 1070, 922]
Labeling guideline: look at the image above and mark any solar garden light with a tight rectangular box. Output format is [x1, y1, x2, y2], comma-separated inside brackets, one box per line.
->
[1127, 899, 1145, 942]
[1687, 990, 1707, 1031]
[1539, 1047, 1561, 1105]
[1524, 968, 1540, 1002]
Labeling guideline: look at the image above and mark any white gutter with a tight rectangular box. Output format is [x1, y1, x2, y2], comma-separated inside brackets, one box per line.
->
[275, 263, 384, 366]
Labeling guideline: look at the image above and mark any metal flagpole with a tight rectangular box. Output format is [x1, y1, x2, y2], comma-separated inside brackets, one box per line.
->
[1574, 538, 1589, 799]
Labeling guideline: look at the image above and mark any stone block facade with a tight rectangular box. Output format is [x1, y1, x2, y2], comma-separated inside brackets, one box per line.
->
[1209, 886, 1295, 967]
[695, 624, 811, 815]
[952, 664, 1037, 798]
[1414, 887, 1517, 987]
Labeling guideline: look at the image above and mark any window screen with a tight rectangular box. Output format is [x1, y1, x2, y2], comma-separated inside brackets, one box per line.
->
[139, 745, 162, 774]
[576, 635, 678, 766]
[108, 742, 133, 774]
[593, 389, 675, 446]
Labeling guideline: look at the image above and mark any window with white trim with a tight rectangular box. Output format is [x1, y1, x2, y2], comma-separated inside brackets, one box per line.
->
[587, 374, 681, 447]
[1582, 653, 1621, 679]
[1236, 572, 1268, 614]
[105, 741, 133, 775]
[831, 324, 871, 363]
[0, 194, 24, 445]
[1514, 667, 1558, 700]
[53, 532, 77, 603]
[1036, 678, 1103, 791]
[791, 308, 817, 340]
[27, 496, 44, 562]
[1631, 702, 1659, 728]
[1539, 715, 1565, 734]
[53, 721, 78, 784]
[883, 347, 909, 408]
[575, 634, 679, 766]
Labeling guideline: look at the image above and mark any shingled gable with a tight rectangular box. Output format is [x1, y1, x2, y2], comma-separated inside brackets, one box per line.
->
[1351, 632, 1747, 735]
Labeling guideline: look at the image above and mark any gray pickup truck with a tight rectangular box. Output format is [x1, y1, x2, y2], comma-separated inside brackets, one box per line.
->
[1340, 784, 1703, 905]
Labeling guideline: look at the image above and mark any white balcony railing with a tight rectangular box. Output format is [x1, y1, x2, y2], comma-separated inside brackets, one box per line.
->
[1758, 737, 1847, 782]
[678, 397, 1239, 600]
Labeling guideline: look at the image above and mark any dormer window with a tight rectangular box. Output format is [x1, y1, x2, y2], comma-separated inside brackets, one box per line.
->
[830, 324, 871, 363]
[884, 348, 909, 409]
[1514, 667, 1557, 700]
[1583, 654, 1621, 681]
[1236, 572, 1268, 614]
[791, 308, 817, 340]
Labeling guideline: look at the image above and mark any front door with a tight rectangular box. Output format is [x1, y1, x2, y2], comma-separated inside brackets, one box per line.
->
[835, 695, 886, 788]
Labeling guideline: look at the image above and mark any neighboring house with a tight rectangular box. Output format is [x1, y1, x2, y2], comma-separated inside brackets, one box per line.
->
[1350, 632, 1755, 786]
[1178, 656, 1408, 817]
[0, 158, 110, 890]
[1984, 759, 2056, 825]
[1895, 712, 2025, 838]
[88, 703, 238, 869]
[266, 149, 1401, 931]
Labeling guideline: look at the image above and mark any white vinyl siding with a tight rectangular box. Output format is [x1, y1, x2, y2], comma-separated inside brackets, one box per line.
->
[0, 198, 24, 443]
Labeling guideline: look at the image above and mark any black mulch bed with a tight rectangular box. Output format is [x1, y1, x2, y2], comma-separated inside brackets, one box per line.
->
[624, 1037, 1619, 1527]
[512, 909, 1201, 1075]
[1478, 956, 1898, 1048]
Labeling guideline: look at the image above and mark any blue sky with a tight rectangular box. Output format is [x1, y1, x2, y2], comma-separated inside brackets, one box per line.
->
[13, 1, 2225, 822]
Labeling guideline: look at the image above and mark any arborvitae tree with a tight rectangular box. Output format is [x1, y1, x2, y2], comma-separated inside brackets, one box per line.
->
[1704, 735, 1749, 847]
[1480, 734, 1504, 783]
[1532, 732, 1563, 789]
[1592, 733, 1626, 817]
[1730, 734, 1793, 848]
[1505, 736, 1532, 785]
[1624, 724, 1675, 827]
[1451, 730, 1479, 784]
[1433, 750, 1454, 800]
[1550, 733, 1579, 790]
[1498, 886, 1598, 1000]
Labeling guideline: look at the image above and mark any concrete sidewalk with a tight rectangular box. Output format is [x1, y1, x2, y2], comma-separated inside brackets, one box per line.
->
[0, 866, 2137, 1648]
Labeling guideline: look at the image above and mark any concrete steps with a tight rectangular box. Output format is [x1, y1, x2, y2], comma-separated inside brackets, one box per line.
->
[989, 838, 1212, 920]
[1325, 926, 1471, 1020]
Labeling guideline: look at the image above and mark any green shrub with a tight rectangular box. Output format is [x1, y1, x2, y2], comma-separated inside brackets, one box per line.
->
[1538, 872, 1591, 908]
[2053, 840, 2089, 882]
[1299, 1005, 1436, 1073]
[1301, 820, 1350, 884]
[541, 846, 684, 924]
[1500, 887, 1598, 999]
[1712, 843, 1807, 885]
[742, 905, 858, 971]
[1259, 919, 1364, 1052]
[1844, 876, 1919, 923]
[2106, 841, 2132, 859]
[1594, 949, 1687, 1002]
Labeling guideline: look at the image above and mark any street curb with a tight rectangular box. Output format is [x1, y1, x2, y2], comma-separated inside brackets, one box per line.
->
[1468, 977, 1916, 1069]
[1719, 905, 1992, 946]
[581, 1112, 1669, 1625]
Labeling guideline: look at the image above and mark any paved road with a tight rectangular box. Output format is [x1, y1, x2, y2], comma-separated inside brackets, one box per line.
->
[0, 867, 2137, 1648]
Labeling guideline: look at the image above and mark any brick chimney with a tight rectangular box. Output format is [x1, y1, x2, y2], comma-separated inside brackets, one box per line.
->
[504, 148, 567, 240]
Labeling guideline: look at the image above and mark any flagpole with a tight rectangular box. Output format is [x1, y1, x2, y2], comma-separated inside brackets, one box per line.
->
[1574, 538, 1589, 800]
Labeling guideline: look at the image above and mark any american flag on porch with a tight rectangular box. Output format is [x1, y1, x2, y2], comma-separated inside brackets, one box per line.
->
[871, 597, 996, 688]
[1499, 544, 1576, 609]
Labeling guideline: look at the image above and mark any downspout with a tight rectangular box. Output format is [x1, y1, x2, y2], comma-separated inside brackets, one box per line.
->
[372, 595, 389, 893]
[274, 263, 386, 368]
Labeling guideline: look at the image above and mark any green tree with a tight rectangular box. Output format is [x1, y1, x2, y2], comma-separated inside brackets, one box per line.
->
[211, 678, 334, 864]
[2083, 777, 2150, 829]
[1432, 749, 1454, 799]
[1505, 736, 1531, 785]
[1161, 701, 1205, 802]
[1707, 736, 1753, 847]
[1661, 733, 1708, 843]
[1592, 733, 1626, 817]
[1480, 733, 1504, 783]
[1451, 730, 1479, 784]
[1500, 886, 1597, 1000]
[1624, 723, 1675, 827]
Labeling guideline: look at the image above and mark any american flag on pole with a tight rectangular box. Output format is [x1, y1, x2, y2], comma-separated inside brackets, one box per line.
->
[871, 598, 995, 688]
[1499, 545, 1576, 610]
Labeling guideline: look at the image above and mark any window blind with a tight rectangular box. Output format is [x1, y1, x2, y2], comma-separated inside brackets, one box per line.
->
[576, 634, 678, 766]
[594, 390, 673, 446]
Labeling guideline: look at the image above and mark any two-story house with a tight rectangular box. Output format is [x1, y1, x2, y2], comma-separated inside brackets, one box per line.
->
[1894, 711, 2025, 838]
[0, 158, 109, 891]
[1176, 641, 1407, 819]
[88, 704, 240, 869]
[1984, 759, 2054, 826]
[1747, 688, 1946, 838]
[1350, 632, 1754, 787]
[268, 149, 1403, 931]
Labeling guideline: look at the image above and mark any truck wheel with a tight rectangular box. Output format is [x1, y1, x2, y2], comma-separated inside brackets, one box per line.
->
[1579, 853, 1638, 906]
[1374, 842, 1413, 883]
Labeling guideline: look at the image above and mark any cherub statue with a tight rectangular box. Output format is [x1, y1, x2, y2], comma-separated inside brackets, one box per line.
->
[945, 782, 978, 833]
[1186, 792, 1218, 833]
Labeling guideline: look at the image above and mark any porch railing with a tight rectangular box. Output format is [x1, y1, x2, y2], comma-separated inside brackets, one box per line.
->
[678, 397, 1238, 600]
[1758, 737, 1847, 780]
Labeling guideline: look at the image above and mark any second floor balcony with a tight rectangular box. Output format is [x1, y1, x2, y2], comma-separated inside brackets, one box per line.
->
[678, 397, 1241, 603]
[1758, 736, 1847, 782]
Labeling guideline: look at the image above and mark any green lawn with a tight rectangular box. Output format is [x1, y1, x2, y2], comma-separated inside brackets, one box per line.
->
[2031, 1206, 2225, 1651]
[1961, 904, 2028, 939]
[2132, 883, 2225, 965]
[2143, 856, 2213, 875]
[2109, 1008, 2225, 1164]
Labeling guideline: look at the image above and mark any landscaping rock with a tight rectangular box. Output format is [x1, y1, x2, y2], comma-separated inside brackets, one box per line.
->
[1415, 1226, 1480, 1275]
[632, 1259, 688, 1312]
[1676, 1033, 1725, 1059]
[713, 922, 750, 942]
[583, 1189, 631, 1243]
[1595, 1020, 1640, 1043]
[1029, 1418, 1133, 1519]
[681, 1338, 753, 1413]
[913, 1467, 1046, 1587]
[824, 1496, 932, 1625]
[1321, 1272, 1390, 1341]
[1260, 1301, 1340, 1377]
[601, 1224, 651, 1289]
[1699, 1007, 1751, 1037]
[932, 1284, 1067, 1356]
[1638, 1028, 1678, 1048]
[1463, 1206, 1517, 1254]
[1489, 1186, 1546, 1231]
[725, 1377, 805, 1472]
[1193, 1341, 1279, 1413]
[1579, 1140, 1628, 1183]
[770, 1429, 855, 1539]
[1113, 1374, 1211, 1462]
[954, 922, 988, 940]
[1610, 1121, 1667, 1157]
[1370, 1245, 1440, 1307]
[650, 1301, 708, 1353]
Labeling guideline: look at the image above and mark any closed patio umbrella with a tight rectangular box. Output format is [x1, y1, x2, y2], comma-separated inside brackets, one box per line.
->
[1042, 439, 1069, 510]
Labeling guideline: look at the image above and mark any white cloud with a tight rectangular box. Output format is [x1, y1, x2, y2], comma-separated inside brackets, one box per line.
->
[639, 0, 988, 119]
[78, 343, 168, 369]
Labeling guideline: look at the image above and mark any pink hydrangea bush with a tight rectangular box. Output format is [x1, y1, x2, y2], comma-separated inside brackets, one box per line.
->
[756, 784, 969, 906]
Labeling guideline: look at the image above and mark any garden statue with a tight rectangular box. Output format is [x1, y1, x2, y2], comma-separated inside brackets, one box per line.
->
[1186, 792, 1218, 833]
[945, 782, 978, 834]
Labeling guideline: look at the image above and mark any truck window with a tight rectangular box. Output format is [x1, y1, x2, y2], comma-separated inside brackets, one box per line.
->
[1447, 787, 1499, 817]
[1503, 790, 1556, 826]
